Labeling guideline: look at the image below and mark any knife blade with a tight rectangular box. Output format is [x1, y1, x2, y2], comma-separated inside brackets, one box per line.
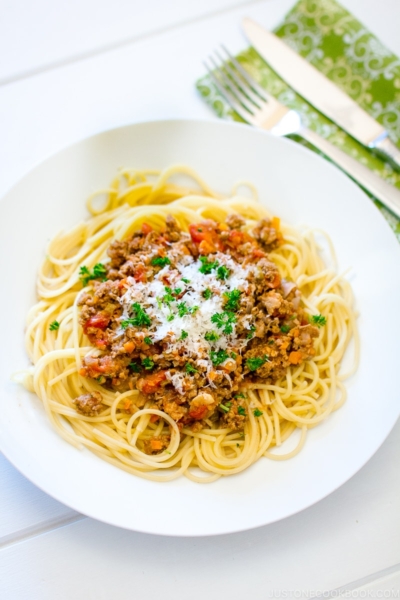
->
[242, 17, 400, 171]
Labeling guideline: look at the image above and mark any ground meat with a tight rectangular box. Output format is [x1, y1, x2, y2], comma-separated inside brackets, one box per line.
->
[76, 213, 320, 432]
[226, 213, 245, 229]
[73, 391, 105, 416]
[142, 436, 170, 455]
[253, 218, 282, 250]
[220, 399, 247, 431]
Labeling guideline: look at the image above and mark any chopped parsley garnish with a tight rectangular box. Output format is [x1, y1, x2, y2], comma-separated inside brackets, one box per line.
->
[219, 402, 232, 413]
[230, 352, 237, 359]
[198, 256, 219, 274]
[121, 303, 151, 329]
[268, 339, 275, 345]
[177, 302, 198, 317]
[216, 265, 230, 281]
[177, 302, 189, 317]
[151, 256, 171, 268]
[223, 289, 241, 311]
[162, 286, 175, 305]
[311, 314, 327, 327]
[181, 278, 190, 284]
[174, 287, 182, 295]
[79, 263, 107, 286]
[49, 320, 60, 331]
[237, 405, 246, 416]
[234, 393, 246, 399]
[280, 324, 290, 333]
[253, 408, 263, 417]
[167, 315, 175, 322]
[247, 325, 256, 339]
[144, 336, 153, 345]
[142, 357, 155, 370]
[211, 311, 237, 335]
[129, 362, 141, 373]
[210, 349, 229, 366]
[246, 355, 269, 371]
[204, 331, 219, 342]
[185, 363, 198, 374]
[203, 288, 212, 300]
[180, 330, 188, 340]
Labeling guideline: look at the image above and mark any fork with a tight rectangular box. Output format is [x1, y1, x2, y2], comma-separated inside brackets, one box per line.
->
[204, 47, 400, 219]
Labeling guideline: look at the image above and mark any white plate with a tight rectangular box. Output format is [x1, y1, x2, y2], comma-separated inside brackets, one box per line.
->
[1, 119, 399, 537]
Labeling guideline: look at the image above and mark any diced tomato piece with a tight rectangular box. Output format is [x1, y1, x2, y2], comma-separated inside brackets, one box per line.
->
[228, 230, 245, 246]
[94, 338, 108, 349]
[289, 351, 303, 365]
[199, 239, 216, 254]
[134, 264, 147, 283]
[150, 439, 163, 451]
[270, 273, 281, 288]
[189, 222, 225, 252]
[252, 248, 266, 259]
[150, 414, 159, 423]
[123, 341, 135, 353]
[83, 313, 110, 332]
[141, 222, 152, 234]
[189, 223, 208, 244]
[138, 370, 168, 394]
[188, 405, 208, 420]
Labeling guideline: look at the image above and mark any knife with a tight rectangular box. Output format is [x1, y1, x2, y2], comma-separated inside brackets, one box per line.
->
[242, 18, 400, 171]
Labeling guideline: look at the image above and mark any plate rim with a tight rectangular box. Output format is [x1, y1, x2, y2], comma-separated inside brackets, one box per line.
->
[1, 117, 400, 537]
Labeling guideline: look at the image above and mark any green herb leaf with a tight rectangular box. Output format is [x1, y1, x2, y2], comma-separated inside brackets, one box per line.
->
[234, 393, 246, 399]
[121, 303, 151, 329]
[177, 302, 189, 317]
[144, 336, 153, 345]
[280, 324, 290, 333]
[219, 403, 230, 413]
[245, 355, 269, 371]
[79, 263, 107, 286]
[198, 256, 219, 274]
[230, 352, 237, 359]
[151, 256, 171, 268]
[203, 288, 212, 300]
[180, 330, 188, 340]
[253, 408, 263, 417]
[210, 349, 229, 366]
[174, 287, 182, 295]
[211, 311, 237, 335]
[216, 265, 230, 280]
[167, 315, 175, 322]
[49, 320, 60, 331]
[204, 331, 219, 342]
[182, 278, 190, 284]
[247, 325, 256, 339]
[311, 314, 327, 327]
[185, 363, 198, 374]
[162, 286, 175, 306]
[238, 405, 246, 416]
[129, 362, 141, 373]
[142, 357, 155, 370]
[223, 289, 241, 311]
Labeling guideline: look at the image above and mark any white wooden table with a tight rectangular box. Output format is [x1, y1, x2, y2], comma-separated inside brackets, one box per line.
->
[1, 1, 399, 597]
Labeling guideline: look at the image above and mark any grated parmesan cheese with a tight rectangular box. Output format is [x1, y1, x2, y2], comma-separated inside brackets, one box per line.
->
[118, 251, 256, 391]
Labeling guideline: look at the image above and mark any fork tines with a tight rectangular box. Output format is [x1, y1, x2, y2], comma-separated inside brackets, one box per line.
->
[203, 46, 270, 121]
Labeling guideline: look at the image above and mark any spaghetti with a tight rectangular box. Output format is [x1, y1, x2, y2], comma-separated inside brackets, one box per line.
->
[21, 165, 358, 482]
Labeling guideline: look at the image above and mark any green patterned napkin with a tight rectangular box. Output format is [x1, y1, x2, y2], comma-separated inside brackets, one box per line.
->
[197, 0, 400, 241]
